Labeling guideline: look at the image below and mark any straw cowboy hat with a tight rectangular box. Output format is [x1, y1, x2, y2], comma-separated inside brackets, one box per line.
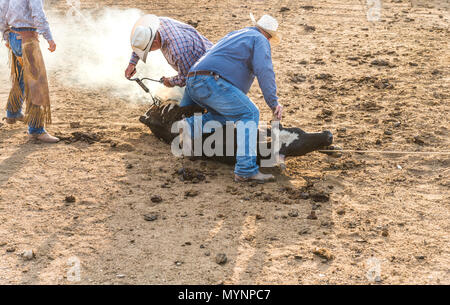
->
[250, 13, 281, 45]
[130, 14, 160, 63]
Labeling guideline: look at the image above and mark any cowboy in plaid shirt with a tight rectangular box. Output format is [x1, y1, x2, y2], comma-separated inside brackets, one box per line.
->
[126, 16, 212, 103]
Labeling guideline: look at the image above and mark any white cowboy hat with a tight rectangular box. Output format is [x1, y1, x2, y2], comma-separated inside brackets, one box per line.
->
[130, 14, 160, 63]
[250, 13, 281, 45]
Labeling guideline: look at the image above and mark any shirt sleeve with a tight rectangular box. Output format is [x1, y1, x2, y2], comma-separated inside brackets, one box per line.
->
[251, 36, 279, 109]
[167, 45, 190, 87]
[29, 0, 53, 41]
[129, 52, 140, 65]
[0, 1, 8, 41]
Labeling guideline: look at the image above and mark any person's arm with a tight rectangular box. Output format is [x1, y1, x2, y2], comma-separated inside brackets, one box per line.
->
[0, 0, 8, 42]
[129, 52, 140, 66]
[166, 53, 189, 87]
[29, 0, 53, 42]
[251, 36, 279, 109]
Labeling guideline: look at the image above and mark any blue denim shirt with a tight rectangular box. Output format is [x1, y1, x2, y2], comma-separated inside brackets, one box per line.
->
[191, 27, 279, 109]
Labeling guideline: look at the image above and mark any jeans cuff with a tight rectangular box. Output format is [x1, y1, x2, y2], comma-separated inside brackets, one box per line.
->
[28, 127, 46, 135]
[6, 110, 23, 118]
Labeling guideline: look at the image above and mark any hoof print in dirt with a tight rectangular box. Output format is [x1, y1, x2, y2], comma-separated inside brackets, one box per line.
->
[215, 253, 228, 265]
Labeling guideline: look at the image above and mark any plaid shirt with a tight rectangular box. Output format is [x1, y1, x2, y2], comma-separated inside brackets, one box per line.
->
[130, 17, 212, 87]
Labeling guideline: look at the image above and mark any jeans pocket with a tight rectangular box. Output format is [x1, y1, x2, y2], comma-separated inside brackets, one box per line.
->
[190, 81, 212, 101]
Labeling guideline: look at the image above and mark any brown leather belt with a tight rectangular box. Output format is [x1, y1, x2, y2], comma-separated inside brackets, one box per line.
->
[187, 70, 220, 79]
[10, 28, 38, 40]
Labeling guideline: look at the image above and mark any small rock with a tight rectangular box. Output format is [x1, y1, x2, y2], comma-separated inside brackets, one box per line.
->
[307, 211, 318, 220]
[175, 261, 183, 266]
[65, 195, 76, 203]
[313, 248, 334, 261]
[299, 228, 310, 235]
[144, 214, 158, 222]
[381, 228, 389, 237]
[6, 247, 15, 253]
[337, 209, 345, 215]
[384, 130, 393, 136]
[21, 250, 35, 260]
[280, 7, 290, 12]
[413, 136, 425, 145]
[215, 253, 228, 265]
[151, 195, 163, 203]
[288, 210, 299, 218]
[116, 274, 126, 279]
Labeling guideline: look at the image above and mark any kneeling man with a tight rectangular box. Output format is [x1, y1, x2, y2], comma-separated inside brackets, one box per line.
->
[182, 14, 283, 183]
[125, 15, 212, 106]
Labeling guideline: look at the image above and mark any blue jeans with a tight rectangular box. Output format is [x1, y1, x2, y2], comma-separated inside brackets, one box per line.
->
[185, 75, 260, 178]
[179, 90, 195, 107]
[7, 29, 45, 135]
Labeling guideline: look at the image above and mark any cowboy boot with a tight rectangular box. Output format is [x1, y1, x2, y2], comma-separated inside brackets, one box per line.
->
[234, 171, 275, 184]
[29, 132, 60, 143]
[2, 114, 24, 124]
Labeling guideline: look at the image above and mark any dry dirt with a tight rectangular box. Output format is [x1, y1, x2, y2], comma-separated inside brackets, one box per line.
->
[0, 0, 449, 284]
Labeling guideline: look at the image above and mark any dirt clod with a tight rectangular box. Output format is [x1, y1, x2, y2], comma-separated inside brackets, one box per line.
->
[151, 195, 163, 203]
[215, 253, 228, 265]
[65, 195, 76, 203]
[307, 211, 318, 220]
[313, 248, 334, 261]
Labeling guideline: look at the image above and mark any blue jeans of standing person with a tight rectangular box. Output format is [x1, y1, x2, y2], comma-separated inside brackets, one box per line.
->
[7, 29, 45, 135]
[184, 75, 260, 178]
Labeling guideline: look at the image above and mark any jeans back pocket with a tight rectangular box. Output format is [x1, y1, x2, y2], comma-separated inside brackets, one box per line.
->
[189, 79, 212, 101]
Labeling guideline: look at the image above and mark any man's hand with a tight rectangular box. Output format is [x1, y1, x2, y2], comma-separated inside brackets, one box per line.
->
[272, 104, 283, 121]
[48, 40, 56, 52]
[162, 77, 175, 88]
[125, 63, 137, 79]
[5, 41, 10, 49]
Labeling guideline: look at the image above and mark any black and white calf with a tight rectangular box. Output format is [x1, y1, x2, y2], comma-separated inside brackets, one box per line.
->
[139, 103, 334, 166]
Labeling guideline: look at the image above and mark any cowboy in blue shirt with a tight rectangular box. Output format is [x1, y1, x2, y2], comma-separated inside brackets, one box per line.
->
[181, 14, 283, 183]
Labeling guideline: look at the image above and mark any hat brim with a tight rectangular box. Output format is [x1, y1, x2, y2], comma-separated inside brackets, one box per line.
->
[131, 14, 160, 63]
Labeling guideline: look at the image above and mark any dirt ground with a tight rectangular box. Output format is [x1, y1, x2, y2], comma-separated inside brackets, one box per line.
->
[0, 0, 449, 285]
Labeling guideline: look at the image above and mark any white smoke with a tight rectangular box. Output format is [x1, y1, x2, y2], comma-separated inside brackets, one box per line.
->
[0, 8, 184, 103]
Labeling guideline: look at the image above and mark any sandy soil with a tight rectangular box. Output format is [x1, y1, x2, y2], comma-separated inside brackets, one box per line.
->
[0, 0, 449, 284]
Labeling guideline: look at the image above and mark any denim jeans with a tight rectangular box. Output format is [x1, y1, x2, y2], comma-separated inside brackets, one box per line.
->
[184, 75, 260, 178]
[7, 29, 45, 135]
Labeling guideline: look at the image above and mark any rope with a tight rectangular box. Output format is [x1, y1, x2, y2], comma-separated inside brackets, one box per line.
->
[319, 149, 450, 155]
